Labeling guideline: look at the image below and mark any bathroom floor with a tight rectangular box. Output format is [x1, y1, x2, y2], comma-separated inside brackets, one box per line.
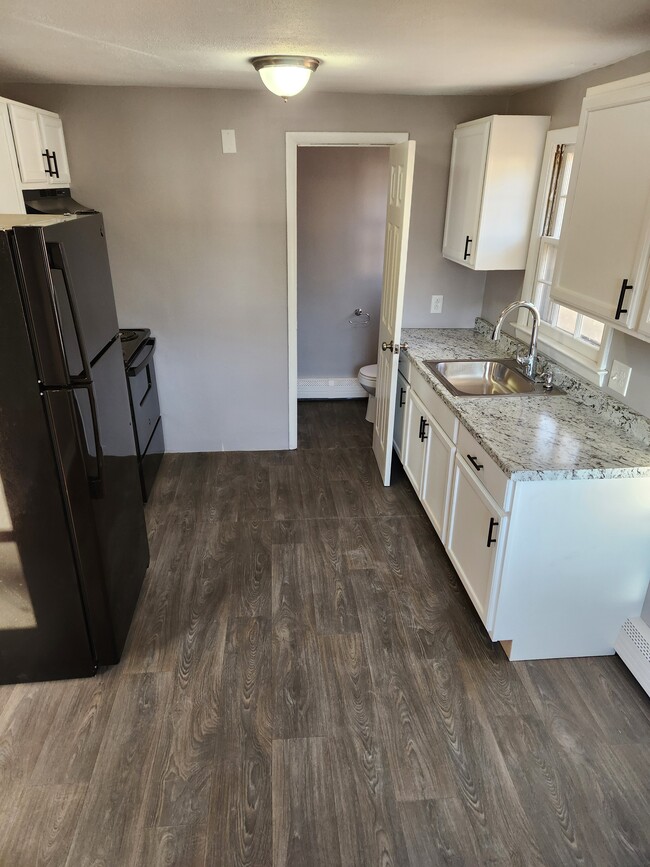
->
[0, 398, 648, 866]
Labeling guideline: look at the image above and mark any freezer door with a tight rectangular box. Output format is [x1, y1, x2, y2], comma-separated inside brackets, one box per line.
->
[71, 338, 150, 661]
[0, 234, 96, 684]
[12, 214, 120, 386]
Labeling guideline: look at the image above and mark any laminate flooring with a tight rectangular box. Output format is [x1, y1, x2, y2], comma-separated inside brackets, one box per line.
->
[1, 398, 649, 865]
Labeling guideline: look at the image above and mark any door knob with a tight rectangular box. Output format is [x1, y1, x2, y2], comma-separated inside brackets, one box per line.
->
[381, 341, 409, 353]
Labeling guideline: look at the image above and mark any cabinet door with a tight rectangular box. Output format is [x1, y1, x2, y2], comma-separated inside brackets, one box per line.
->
[0, 105, 25, 213]
[38, 113, 71, 185]
[446, 456, 504, 627]
[442, 119, 490, 266]
[420, 416, 455, 543]
[8, 103, 49, 184]
[393, 371, 408, 459]
[403, 390, 428, 496]
[553, 98, 650, 326]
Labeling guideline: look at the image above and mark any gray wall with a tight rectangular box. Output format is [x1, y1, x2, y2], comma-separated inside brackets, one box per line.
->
[0, 83, 507, 450]
[482, 50, 650, 418]
[297, 146, 388, 379]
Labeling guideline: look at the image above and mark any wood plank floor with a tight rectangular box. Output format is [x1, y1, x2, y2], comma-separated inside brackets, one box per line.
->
[1, 398, 649, 866]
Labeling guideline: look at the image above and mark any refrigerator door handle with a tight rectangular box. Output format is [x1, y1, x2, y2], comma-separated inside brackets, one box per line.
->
[73, 380, 104, 499]
[46, 241, 93, 384]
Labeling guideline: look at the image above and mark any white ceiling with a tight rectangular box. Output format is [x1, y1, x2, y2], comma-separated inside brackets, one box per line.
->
[1, 0, 649, 95]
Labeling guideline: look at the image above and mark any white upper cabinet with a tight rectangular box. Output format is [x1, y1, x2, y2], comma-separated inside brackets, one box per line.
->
[38, 113, 71, 184]
[442, 115, 549, 270]
[8, 101, 71, 187]
[553, 73, 650, 334]
[0, 104, 24, 213]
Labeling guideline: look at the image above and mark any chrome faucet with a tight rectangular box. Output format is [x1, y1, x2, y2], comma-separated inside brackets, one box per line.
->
[492, 301, 541, 380]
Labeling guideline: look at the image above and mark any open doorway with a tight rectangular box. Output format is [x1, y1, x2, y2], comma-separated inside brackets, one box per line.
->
[286, 132, 409, 449]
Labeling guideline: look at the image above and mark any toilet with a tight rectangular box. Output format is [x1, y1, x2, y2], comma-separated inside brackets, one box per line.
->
[358, 363, 377, 423]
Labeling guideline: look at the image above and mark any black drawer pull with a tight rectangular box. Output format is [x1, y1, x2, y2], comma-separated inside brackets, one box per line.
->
[614, 278, 632, 320]
[463, 235, 472, 260]
[127, 338, 156, 377]
[467, 454, 483, 472]
[42, 149, 53, 176]
[487, 517, 499, 548]
[399, 387, 406, 407]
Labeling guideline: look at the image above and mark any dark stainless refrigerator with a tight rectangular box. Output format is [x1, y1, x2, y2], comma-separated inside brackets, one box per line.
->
[0, 214, 149, 684]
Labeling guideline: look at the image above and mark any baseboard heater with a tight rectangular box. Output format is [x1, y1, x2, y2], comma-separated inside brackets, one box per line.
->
[298, 377, 366, 399]
[615, 618, 650, 697]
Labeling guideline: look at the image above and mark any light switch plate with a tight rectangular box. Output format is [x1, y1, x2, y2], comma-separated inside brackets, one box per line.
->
[431, 294, 443, 314]
[609, 359, 632, 396]
[221, 129, 237, 154]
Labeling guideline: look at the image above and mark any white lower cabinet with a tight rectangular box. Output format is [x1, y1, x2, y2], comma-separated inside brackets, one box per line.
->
[393, 371, 409, 460]
[403, 390, 428, 496]
[397, 367, 650, 660]
[420, 416, 455, 542]
[446, 456, 505, 628]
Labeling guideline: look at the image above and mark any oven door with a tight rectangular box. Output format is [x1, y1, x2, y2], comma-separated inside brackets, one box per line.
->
[127, 338, 160, 457]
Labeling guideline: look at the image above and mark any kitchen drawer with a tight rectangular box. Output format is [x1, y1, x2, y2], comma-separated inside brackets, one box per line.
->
[410, 366, 458, 443]
[457, 423, 510, 509]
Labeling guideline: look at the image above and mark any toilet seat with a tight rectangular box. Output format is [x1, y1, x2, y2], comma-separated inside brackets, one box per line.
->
[358, 364, 377, 388]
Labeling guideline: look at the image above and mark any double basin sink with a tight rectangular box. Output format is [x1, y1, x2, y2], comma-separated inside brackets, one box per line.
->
[424, 358, 563, 397]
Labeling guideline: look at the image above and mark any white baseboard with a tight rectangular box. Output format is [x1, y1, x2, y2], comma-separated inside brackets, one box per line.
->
[298, 377, 366, 399]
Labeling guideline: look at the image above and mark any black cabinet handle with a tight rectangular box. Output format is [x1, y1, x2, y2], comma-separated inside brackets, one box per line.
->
[418, 416, 424, 440]
[467, 454, 483, 472]
[399, 387, 406, 408]
[42, 149, 53, 176]
[421, 419, 429, 441]
[487, 517, 499, 548]
[463, 235, 472, 260]
[51, 149, 59, 178]
[614, 278, 632, 320]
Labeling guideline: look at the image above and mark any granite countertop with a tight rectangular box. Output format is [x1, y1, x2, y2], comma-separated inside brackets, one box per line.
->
[401, 324, 650, 481]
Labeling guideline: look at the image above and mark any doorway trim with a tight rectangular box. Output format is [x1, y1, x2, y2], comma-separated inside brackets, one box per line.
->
[286, 131, 409, 449]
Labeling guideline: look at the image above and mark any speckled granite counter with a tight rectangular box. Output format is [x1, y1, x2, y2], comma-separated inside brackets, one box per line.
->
[401, 322, 650, 481]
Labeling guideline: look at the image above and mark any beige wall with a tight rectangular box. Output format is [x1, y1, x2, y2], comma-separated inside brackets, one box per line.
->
[482, 50, 650, 418]
[0, 83, 507, 450]
[297, 146, 388, 379]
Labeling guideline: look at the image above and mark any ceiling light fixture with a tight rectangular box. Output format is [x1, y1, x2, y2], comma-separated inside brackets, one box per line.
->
[251, 55, 320, 101]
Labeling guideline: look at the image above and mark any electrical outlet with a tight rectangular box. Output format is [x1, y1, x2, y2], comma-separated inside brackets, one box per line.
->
[431, 294, 444, 314]
[609, 360, 632, 396]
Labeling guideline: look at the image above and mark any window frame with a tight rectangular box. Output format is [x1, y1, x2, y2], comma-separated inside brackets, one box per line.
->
[515, 127, 612, 386]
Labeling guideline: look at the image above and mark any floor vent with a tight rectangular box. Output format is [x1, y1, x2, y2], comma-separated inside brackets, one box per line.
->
[298, 377, 366, 399]
[615, 617, 650, 697]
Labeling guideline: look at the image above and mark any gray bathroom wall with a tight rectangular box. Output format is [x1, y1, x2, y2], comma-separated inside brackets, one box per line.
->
[297, 146, 388, 379]
[482, 50, 650, 419]
[0, 83, 507, 450]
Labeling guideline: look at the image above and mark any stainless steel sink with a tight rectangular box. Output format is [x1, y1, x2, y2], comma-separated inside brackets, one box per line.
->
[424, 358, 563, 397]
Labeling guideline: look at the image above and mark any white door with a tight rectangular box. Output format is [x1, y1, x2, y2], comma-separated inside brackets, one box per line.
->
[372, 140, 416, 485]
[442, 120, 490, 267]
[8, 103, 48, 185]
[421, 417, 455, 543]
[38, 114, 71, 185]
[553, 99, 650, 325]
[0, 105, 25, 213]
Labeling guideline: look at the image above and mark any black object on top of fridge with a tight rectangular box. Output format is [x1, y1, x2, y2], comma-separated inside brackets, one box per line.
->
[0, 214, 149, 684]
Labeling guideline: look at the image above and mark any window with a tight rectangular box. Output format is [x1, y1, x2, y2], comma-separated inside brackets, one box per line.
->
[517, 128, 611, 384]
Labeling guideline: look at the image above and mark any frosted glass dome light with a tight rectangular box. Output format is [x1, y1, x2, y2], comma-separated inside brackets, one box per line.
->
[251, 56, 320, 100]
